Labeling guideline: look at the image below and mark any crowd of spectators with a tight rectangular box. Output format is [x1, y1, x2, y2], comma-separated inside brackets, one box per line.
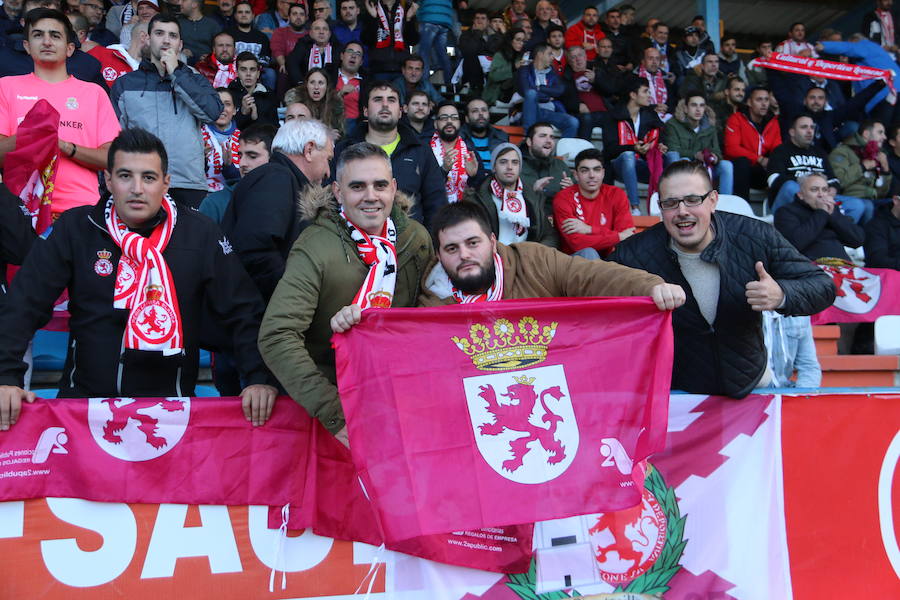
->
[0, 0, 899, 432]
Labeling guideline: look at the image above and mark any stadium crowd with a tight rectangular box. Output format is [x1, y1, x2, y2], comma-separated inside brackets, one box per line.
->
[0, 0, 897, 434]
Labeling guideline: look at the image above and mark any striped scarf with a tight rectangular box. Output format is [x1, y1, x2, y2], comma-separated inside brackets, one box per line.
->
[342, 210, 398, 309]
[452, 253, 504, 303]
[105, 195, 183, 354]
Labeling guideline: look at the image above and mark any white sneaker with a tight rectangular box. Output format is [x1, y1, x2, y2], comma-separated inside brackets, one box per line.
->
[630, 206, 642, 216]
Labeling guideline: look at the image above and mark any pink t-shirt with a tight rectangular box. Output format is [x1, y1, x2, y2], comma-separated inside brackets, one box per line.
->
[0, 74, 121, 214]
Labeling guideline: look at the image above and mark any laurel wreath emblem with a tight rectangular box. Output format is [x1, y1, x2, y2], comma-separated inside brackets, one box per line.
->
[505, 464, 686, 599]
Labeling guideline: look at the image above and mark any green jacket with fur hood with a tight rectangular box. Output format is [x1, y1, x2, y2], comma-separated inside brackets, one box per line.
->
[258, 186, 434, 433]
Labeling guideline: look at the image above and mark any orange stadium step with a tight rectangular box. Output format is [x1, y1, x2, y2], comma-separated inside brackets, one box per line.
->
[812, 325, 840, 356]
[633, 215, 660, 233]
[818, 354, 900, 388]
[494, 125, 525, 146]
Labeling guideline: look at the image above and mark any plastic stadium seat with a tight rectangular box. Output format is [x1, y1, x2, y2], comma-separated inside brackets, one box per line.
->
[716, 194, 757, 218]
[874, 315, 900, 355]
[199, 349, 212, 369]
[32, 330, 69, 372]
[555, 138, 595, 167]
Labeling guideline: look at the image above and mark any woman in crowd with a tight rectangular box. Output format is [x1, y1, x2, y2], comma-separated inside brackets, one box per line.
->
[484, 26, 527, 105]
[290, 68, 345, 138]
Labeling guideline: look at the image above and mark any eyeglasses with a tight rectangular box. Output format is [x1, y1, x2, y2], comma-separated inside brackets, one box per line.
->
[344, 50, 362, 57]
[658, 190, 712, 211]
[435, 114, 460, 122]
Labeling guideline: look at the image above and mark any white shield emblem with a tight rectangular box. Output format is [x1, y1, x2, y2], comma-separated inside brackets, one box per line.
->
[87, 397, 190, 461]
[825, 264, 881, 314]
[463, 364, 579, 484]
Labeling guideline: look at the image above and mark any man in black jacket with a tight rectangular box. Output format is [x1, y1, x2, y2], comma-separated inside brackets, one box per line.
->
[767, 112, 867, 222]
[864, 196, 900, 269]
[223, 118, 334, 301]
[0, 183, 37, 309]
[228, 52, 279, 129]
[603, 77, 667, 214]
[335, 80, 446, 228]
[610, 160, 835, 398]
[0, 129, 277, 431]
[460, 96, 509, 187]
[774, 172, 865, 261]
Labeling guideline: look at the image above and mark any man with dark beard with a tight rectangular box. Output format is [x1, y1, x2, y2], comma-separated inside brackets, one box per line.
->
[429, 101, 479, 204]
[415, 202, 681, 308]
[336, 81, 446, 227]
[461, 97, 509, 186]
[330, 201, 683, 333]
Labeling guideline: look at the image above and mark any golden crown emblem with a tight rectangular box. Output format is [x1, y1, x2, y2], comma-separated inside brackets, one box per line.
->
[452, 316, 557, 372]
[97, 250, 112, 260]
[146, 284, 164, 302]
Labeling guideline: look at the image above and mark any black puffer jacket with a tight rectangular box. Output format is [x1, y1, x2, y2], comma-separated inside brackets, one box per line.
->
[610, 212, 836, 398]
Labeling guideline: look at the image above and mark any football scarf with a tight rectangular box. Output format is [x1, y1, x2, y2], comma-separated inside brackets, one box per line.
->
[491, 177, 529, 237]
[431, 133, 470, 203]
[309, 43, 333, 71]
[639, 65, 667, 106]
[375, 0, 405, 50]
[451, 252, 504, 303]
[201, 125, 240, 192]
[105, 195, 183, 354]
[211, 55, 237, 87]
[342, 209, 398, 310]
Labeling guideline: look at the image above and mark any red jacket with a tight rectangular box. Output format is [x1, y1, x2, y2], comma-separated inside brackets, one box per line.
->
[87, 45, 136, 88]
[723, 109, 782, 166]
[565, 21, 606, 62]
[553, 184, 633, 255]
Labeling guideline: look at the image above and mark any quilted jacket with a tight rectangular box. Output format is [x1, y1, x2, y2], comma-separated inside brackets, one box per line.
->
[610, 211, 836, 398]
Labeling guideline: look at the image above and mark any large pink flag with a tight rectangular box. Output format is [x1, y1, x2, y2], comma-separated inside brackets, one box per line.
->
[0, 395, 533, 573]
[811, 260, 900, 324]
[333, 297, 674, 543]
[0, 396, 306, 506]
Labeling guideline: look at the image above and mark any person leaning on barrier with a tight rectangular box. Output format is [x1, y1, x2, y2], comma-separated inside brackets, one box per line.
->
[0, 128, 277, 431]
[609, 159, 836, 398]
[259, 142, 433, 446]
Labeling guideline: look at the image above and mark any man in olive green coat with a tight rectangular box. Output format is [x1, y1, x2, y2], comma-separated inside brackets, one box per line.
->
[258, 143, 434, 444]
[663, 92, 734, 195]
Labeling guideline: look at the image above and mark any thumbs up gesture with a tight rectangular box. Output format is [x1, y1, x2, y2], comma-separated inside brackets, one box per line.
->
[745, 261, 785, 311]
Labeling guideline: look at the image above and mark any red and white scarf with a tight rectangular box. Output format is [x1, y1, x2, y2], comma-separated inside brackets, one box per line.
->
[491, 177, 529, 236]
[776, 39, 817, 57]
[638, 65, 667, 106]
[105, 195, 183, 354]
[342, 209, 398, 310]
[451, 252, 504, 303]
[878, 9, 895, 48]
[430, 134, 470, 203]
[618, 121, 663, 210]
[211, 55, 237, 87]
[618, 120, 660, 148]
[375, 0, 405, 50]
[309, 43, 333, 71]
[201, 125, 240, 192]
